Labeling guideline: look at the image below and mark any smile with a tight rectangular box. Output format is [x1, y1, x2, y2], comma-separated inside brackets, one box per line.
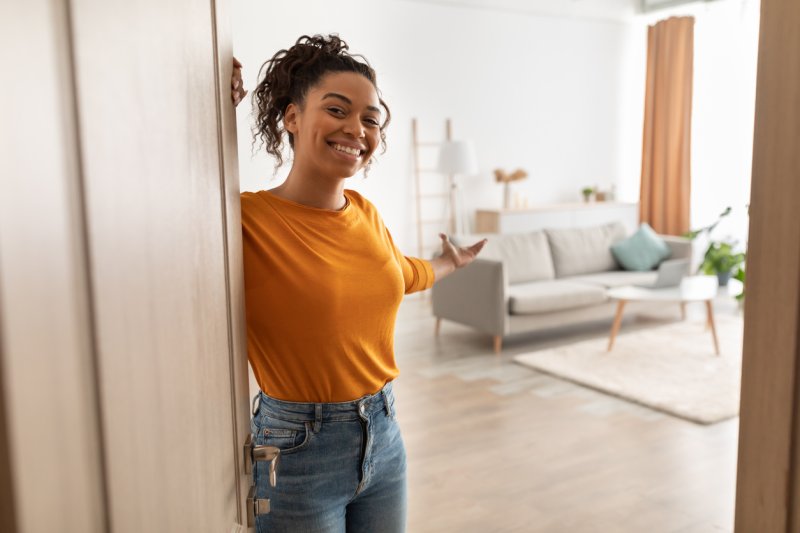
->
[328, 142, 365, 159]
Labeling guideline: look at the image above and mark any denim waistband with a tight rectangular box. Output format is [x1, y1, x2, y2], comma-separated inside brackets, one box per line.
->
[253, 380, 396, 423]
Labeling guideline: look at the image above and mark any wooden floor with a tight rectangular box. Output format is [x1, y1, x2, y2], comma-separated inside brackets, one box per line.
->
[395, 292, 741, 533]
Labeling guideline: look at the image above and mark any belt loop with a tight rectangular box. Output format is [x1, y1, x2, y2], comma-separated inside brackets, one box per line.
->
[313, 403, 322, 433]
[381, 388, 393, 418]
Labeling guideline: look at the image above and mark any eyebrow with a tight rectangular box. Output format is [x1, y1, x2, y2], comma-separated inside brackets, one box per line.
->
[321, 92, 381, 114]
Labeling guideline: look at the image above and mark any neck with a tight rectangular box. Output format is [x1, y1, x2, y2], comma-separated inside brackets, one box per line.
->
[271, 165, 348, 211]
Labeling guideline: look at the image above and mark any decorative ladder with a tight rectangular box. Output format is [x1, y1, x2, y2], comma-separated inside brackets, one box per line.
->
[411, 118, 453, 260]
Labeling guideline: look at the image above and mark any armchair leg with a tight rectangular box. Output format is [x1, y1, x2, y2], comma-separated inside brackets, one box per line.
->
[493, 335, 502, 354]
[435, 317, 442, 336]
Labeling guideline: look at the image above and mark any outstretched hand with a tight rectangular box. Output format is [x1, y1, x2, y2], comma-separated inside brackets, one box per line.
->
[438, 233, 488, 269]
[232, 57, 247, 107]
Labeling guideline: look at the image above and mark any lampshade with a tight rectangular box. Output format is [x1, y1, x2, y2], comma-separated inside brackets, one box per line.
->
[437, 140, 478, 175]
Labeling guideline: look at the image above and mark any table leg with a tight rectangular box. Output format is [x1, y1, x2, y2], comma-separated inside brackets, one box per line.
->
[680, 302, 687, 320]
[608, 300, 627, 352]
[705, 300, 720, 355]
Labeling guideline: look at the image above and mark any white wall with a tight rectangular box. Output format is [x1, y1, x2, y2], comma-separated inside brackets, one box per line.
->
[233, 0, 635, 252]
[233, 0, 760, 255]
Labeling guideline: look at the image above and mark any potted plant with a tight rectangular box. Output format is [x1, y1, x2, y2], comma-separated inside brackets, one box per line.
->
[698, 241, 745, 286]
[684, 206, 747, 287]
[581, 187, 594, 203]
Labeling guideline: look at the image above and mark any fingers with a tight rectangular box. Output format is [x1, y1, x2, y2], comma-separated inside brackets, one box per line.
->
[439, 233, 457, 250]
[231, 57, 246, 107]
[467, 238, 488, 256]
[232, 88, 248, 107]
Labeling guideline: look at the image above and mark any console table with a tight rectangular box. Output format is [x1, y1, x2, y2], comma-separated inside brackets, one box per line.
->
[475, 202, 638, 234]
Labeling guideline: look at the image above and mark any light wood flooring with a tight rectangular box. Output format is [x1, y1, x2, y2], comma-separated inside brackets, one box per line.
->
[394, 291, 742, 533]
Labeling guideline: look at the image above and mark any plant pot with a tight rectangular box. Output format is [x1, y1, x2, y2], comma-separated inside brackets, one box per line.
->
[717, 271, 732, 287]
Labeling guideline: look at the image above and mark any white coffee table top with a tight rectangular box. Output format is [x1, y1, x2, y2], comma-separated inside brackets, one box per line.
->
[606, 275, 720, 303]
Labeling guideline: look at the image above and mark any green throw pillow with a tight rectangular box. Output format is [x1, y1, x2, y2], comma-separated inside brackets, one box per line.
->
[610, 223, 671, 271]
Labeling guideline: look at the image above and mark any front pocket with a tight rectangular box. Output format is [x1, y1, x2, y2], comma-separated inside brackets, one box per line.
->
[255, 419, 312, 455]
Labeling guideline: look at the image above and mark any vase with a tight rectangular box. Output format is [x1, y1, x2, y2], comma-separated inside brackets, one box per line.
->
[717, 271, 732, 287]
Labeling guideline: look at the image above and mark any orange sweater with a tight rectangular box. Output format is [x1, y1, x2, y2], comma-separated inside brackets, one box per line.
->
[240, 189, 435, 402]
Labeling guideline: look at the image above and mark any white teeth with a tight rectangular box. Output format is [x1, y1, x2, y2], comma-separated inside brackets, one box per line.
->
[332, 143, 362, 157]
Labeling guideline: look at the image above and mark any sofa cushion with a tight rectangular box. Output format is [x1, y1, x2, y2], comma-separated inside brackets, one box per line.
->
[610, 222, 672, 271]
[453, 231, 555, 284]
[567, 271, 659, 288]
[545, 222, 627, 278]
[508, 280, 607, 315]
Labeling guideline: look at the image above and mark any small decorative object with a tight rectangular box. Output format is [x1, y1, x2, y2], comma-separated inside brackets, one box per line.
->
[494, 168, 528, 209]
[595, 191, 607, 202]
[581, 187, 594, 203]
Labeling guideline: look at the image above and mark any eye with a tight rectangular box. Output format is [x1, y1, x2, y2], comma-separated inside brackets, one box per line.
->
[364, 117, 380, 127]
[327, 107, 346, 116]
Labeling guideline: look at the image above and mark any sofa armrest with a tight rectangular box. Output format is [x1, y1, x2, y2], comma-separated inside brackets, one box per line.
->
[661, 235, 693, 263]
[432, 258, 508, 336]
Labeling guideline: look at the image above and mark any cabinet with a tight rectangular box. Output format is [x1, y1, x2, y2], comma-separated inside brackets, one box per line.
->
[474, 202, 639, 234]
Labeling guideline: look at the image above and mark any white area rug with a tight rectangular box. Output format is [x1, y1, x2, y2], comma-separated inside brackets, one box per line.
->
[513, 316, 744, 424]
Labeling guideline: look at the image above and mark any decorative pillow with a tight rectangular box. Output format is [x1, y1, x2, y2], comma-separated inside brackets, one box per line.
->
[610, 223, 671, 271]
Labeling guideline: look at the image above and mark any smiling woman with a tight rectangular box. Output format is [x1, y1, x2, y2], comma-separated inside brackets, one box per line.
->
[251, 35, 390, 174]
[233, 34, 486, 532]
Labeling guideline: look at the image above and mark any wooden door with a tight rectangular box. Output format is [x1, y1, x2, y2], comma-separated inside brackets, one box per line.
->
[0, 0, 251, 531]
[0, 1, 107, 531]
[734, 0, 800, 531]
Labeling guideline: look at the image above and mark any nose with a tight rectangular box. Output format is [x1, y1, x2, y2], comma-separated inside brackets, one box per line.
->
[342, 114, 365, 139]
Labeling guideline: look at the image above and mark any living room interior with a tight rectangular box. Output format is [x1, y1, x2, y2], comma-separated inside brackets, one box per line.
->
[235, 0, 758, 531]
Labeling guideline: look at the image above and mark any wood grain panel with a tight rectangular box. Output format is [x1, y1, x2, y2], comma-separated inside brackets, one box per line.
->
[68, 0, 241, 530]
[734, 0, 800, 530]
[0, 1, 106, 531]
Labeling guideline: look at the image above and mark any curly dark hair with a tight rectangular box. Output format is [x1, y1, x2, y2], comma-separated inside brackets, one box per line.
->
[251, 34, 391, 170]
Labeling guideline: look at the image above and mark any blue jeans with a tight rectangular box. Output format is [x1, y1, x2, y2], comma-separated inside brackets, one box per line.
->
[251, 380, 407, 532]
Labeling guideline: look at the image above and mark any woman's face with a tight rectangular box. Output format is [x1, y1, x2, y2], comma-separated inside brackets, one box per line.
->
[284, 71, 383, 180]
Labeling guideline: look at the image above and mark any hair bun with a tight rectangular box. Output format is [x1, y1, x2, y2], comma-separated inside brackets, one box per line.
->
[298, 34, 349, 56]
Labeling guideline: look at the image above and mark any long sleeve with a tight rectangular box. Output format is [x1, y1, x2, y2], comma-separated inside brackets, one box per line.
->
[381, 222, 435, 294]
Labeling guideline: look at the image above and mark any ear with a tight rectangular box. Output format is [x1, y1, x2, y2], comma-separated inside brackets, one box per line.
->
[284, 103, 299, 135]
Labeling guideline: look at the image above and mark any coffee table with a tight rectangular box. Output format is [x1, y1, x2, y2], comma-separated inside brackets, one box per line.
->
[606, 275, 721, 355]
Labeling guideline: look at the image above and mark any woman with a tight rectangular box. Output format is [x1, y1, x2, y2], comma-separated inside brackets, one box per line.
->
[232, 34, 486, 532]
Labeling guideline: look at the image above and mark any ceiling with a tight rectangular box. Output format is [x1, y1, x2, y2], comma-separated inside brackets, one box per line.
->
[395, 0, 707, 21]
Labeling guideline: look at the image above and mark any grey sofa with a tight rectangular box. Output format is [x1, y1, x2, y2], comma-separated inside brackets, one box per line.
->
[432, 221, 692, 353]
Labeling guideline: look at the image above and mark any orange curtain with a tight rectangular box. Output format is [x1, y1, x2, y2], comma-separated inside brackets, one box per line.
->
[640, 16, 694, 236]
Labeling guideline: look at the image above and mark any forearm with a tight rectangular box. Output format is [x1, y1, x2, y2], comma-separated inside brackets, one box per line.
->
[430, 255, 457, 283]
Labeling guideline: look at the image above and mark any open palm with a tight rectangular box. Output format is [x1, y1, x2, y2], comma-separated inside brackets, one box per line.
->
[438, 233, 488, 269]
